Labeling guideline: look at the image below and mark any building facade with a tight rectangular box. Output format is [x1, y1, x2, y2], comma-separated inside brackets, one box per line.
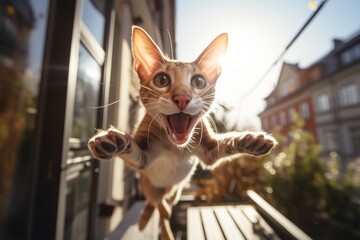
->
[0, 0, 176, 239]
[259, 31, 360, 164]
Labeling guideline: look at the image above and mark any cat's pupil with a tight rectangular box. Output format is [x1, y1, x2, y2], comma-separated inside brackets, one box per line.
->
[154, 73, 170, 88]
[191, 75, 206, 89]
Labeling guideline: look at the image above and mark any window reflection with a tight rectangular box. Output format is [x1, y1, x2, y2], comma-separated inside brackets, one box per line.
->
[71, 44, 101, 145]
[64, 162, 92, 240]
[0, 0, 49, 238]
[82, 0, 105, 46]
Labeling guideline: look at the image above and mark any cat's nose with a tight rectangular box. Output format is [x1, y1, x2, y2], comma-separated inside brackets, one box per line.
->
[173, 95, 191, 110]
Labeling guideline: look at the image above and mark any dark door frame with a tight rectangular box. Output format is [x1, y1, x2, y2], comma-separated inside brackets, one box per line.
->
[29, 0, 114, 239]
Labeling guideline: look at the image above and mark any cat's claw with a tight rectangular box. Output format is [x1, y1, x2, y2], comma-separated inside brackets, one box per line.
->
[232, 133, 277, 156]
[88, 127, 130, 160]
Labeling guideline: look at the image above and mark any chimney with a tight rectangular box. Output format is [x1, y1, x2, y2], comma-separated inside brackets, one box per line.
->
[333, 38, 343, 48]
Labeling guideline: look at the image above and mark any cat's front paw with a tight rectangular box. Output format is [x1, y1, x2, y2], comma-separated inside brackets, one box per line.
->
[88, 127, 131, 160]
[231, 132, 277, 156]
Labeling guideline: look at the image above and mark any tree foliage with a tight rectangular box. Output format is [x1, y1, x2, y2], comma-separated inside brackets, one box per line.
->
[194, 112, 360, 237]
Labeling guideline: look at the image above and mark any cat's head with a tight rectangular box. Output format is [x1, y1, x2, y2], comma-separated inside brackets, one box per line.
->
[132, 26, 228, 146]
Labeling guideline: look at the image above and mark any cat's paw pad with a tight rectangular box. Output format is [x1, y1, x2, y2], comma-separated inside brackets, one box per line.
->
[233, 133, 277, 156]
[88, 127, 130, 160]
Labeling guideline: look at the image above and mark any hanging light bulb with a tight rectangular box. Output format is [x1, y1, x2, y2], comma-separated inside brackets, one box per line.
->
[308, 0, 318, 10]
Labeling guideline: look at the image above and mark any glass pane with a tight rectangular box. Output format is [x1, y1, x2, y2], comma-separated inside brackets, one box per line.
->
[71, 44, 101, 146]
[82, 0, 105, 46]
[0, 0, 49, 238]
[64, 162, 92, 240]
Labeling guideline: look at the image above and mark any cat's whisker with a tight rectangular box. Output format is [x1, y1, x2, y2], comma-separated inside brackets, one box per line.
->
[202, 110, 218, 135]
[141, 101, 160, 108]
[166, 29, 174, 60]
[140, 97, 157, 102]
[140, 85, 161, 96]
[147, 113, 161, 150]
[140, 85, 162, 96]
[201, 104, 214, 114]
[201, 95, 216, 100]
[140, 93, 161, 100]
[215, 102, 232, 111]
[202, 102, 213, 108]
[88, 99, 122, 109]
[199, 82, 216, 97]
[201, 91, 217, 97]
[185, 145, 193, 153]
[198, 118, 204, 147]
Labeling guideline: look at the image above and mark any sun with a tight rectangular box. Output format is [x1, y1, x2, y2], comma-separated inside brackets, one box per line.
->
[216, 29, 266, 102]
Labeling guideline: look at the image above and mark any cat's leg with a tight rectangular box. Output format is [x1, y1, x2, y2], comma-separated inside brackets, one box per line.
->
[226, 131, 277, 156]
[200, 131, 277, 167]
[159, 217, 174, 240]
[139, 202, 155, 230]
[88, 127, 148, 169]
[158, 199, 172, 220]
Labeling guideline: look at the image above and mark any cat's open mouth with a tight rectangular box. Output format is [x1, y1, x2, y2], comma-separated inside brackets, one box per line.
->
[162, 113, 199, 145]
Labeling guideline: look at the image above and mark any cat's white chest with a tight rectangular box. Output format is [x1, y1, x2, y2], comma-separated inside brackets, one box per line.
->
[143, 144, 198, 188]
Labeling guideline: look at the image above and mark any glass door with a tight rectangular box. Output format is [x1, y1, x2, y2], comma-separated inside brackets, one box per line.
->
[58, 0, 112, 239]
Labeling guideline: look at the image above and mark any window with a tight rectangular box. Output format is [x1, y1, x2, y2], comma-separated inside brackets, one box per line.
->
[341, 43, 360, 66]
[288, 107, 296, 123]
[263, 118, 269, 130]
[351, 127, 360, 154]
[271, 115, 277, 128]
[280, 78, 298, 97]
[339, 83, 359, 107]
[82, 0, 106, 46]
[267, 96, 275, 106]
[71, 44, 101, 143]
[324, 130, 338, 151]
[317, 94, 330, 113]
[355, 44, 360, 60]
[280, 111, 287, 125]
[300, 102, 310, 119]
[341, 50, 354, 65]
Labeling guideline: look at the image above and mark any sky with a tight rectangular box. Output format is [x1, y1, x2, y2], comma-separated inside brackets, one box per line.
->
[175, 0, 360, 129]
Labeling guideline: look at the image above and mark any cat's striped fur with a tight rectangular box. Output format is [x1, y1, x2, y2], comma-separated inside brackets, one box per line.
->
[88, 26, 277, 240]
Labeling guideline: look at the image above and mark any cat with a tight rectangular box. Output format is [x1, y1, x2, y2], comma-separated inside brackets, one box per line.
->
[88, 26, 277, 240]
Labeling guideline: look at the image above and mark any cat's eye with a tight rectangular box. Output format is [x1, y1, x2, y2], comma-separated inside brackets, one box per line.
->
[191, 75, 206, 89]
[153, 73, 171, 88]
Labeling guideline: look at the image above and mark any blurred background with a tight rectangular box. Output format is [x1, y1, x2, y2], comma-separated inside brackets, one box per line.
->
[0, 0, 359, 239]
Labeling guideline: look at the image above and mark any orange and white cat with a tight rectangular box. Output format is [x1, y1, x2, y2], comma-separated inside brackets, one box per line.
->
[88, 26, 277, 239]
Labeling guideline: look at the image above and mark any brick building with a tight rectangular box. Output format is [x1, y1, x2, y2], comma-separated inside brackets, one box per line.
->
[259, 30, 360, 163]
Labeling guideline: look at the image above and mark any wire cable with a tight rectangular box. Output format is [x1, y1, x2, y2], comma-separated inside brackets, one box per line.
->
[239, 0, 329, 100]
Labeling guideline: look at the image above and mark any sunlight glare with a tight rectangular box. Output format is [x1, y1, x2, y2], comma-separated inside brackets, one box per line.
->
[216, 28, 272, 103]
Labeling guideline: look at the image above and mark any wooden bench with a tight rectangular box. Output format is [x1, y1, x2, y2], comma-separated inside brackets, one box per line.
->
[247, 190, 312, 240]
[187, 205, 279, 240]
[187, 191, 312, 240]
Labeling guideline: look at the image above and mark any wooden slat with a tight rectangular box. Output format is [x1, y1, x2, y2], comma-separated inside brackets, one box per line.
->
[213, 207, 245, 240]
[187, 208, 205, 240]
[247, 190, 312, 240]
[242, 205, 279, 239]
[228, 206, 260, 240]
[200, 207, 225, 240]
[241, 205, 259, 223]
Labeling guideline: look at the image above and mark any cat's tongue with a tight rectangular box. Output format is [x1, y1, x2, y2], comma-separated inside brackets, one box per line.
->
[163, 113, 198, 145]
[169, 113, 190, 134]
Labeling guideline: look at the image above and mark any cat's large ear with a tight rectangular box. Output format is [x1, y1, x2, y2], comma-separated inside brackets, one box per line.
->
[194, 33, 228, 84]
[132, 26, 166, 82]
